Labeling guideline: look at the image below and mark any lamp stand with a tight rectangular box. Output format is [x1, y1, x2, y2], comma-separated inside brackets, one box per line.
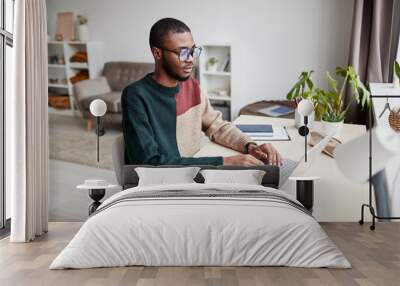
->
[359, 90, 400, 230]
[94, 116, 105, 137]
[296, 180, 314, 212]
[304, 116, 308, 162]
[298, 116, 309, 162]
[88, 188, 105, 215]
[96, 117, 100, 163]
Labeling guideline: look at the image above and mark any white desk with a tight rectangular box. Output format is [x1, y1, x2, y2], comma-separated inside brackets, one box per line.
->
[194, 115, 371, 222]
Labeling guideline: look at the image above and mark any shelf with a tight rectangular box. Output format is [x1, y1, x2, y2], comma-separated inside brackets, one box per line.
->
[48, 83, 69, 88]
[202, 71, 231, 76]
[369, 83, 400, 97]
[48, 40, 88, 45]
[48, 41, 64, 45]
[48, 64, 66, 68]
[69, 63, 89, 69]
[208, 95, 232, 102]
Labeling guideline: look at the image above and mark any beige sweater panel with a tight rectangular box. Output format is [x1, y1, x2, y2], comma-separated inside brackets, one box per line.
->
[176, 90, 252, 156]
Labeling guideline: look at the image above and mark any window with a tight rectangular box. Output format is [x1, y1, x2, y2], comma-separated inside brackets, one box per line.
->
[1, 0, 14, 231]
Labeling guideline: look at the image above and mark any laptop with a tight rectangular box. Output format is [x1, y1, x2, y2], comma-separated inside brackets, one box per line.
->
[279, 134, 333, 186]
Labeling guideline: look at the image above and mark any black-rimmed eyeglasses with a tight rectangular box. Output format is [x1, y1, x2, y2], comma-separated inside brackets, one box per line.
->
[156, 46, 202, 62]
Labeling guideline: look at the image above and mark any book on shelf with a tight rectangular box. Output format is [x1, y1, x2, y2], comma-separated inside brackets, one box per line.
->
[219, 55, 230, 72]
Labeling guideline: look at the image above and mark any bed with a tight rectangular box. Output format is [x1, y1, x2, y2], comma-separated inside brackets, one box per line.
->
[50, 165, 350, 269]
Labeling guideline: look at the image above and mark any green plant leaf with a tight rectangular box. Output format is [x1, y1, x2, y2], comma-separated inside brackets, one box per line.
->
[306, 79, 314, 90]
[326, 72, 338, 93]
[286, 70, 315, 101]
[349, 77, 360, 104]
[335, 66, 347, 77]
[395, 60, 400, 80]
[286, 86, 296, 100]
[359, 81, 370, 108]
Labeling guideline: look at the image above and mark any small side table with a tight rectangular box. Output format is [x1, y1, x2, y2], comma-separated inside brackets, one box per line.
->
[289, 176, 320, 213]
[77, 180, 119, 215]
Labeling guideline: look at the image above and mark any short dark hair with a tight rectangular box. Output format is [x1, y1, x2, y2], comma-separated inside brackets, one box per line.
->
[149, 18, 191, 48]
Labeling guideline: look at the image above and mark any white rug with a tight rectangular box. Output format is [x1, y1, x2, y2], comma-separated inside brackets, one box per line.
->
[49, 113, 121, 170]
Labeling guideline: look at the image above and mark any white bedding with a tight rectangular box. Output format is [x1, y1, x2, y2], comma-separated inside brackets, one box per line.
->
[50, 183, 350, 269]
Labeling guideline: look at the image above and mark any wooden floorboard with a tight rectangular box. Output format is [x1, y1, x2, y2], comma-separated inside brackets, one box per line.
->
[0, 222, 399, 286]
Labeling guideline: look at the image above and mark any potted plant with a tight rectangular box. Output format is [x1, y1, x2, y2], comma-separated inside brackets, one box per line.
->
[318, 66, 370, 136]
[207, 57, 219, 72]
[286, 71, 329, 128]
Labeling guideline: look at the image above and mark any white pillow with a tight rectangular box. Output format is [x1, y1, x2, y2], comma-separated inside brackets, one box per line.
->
[200, 169, 266, 185]
[135, 167, 201, 186]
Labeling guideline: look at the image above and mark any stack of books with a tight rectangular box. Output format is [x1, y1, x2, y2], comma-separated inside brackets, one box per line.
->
[236, 124, 273, 139]
[236, 124, 290, 141]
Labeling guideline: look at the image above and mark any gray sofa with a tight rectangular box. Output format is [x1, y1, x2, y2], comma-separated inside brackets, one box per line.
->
[73, 62, 154, 130]
[111, 135, 280, 190]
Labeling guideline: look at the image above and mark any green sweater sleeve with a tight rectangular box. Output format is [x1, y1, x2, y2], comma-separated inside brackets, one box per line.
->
[122, 88, 223, 166]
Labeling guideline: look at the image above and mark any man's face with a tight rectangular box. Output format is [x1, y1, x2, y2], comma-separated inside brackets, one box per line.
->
[157, 32, 195, 81]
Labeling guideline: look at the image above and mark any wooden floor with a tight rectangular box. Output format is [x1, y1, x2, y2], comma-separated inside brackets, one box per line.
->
[0, 222, 399, 286]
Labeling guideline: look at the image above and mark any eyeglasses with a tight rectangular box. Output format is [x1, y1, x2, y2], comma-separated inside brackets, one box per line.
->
[156, 46, 202, 61]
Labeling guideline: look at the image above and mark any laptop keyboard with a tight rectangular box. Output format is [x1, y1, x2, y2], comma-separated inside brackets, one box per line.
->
[279, 159, 299, 186]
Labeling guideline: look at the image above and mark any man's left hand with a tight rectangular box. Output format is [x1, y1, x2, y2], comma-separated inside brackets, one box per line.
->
[247, 143, 283, 166]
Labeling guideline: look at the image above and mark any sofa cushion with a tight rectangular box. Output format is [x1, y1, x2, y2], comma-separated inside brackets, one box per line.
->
[73, 76, 111, 102]
[81, 91, 121, 113]
[102, 62, 154, 91]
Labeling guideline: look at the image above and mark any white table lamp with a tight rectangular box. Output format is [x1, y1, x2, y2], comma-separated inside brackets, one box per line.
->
[78, 99, 111, 215]
[297, 99, 314, 162]
[89, 99, 107, 162]
[90, 99, 107, 117]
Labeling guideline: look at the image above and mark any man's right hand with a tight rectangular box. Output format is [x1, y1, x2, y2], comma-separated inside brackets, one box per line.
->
[223, 154, 264, 166]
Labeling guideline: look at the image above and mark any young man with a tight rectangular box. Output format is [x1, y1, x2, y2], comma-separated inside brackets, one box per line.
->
[122, 18, 282, 166]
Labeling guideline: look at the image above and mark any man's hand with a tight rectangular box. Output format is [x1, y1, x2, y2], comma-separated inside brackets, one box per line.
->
[247, 143, 283, 166]
[223, 154, 264, 166]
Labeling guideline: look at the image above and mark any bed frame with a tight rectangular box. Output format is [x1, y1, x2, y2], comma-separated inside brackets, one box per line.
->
[112, 136, 280, 189]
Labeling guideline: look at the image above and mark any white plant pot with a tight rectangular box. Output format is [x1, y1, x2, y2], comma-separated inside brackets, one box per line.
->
[79, 25, 90, 42]
[294, 108, 315, 129]
[207, 64, 218, 72]
[321, 120, 344, 138]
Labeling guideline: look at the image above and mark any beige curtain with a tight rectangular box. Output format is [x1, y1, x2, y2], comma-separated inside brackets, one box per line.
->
[8, 0, 49, 242]
[347, 0, 400, 124]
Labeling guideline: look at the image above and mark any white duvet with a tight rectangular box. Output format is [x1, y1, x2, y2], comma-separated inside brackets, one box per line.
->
[50, 183, 350, 269]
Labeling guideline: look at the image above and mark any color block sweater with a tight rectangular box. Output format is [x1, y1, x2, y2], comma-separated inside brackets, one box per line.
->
[121, 73, 252, 166]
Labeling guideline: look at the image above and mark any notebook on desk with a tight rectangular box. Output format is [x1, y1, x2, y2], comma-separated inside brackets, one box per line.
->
[236, 124, 290, 141]
[236, 124, 273, 133]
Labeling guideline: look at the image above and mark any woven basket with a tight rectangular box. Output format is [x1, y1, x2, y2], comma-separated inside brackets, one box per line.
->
[48, 94, 70, 109]
[389, 107, 400, 132]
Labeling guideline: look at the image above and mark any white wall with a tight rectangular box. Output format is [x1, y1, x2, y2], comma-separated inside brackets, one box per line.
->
[46, 0, 354, 118]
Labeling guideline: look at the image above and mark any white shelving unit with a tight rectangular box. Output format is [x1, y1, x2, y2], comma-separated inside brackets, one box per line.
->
[199, 44, 232, 120]
[48, 41, 103, 116]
